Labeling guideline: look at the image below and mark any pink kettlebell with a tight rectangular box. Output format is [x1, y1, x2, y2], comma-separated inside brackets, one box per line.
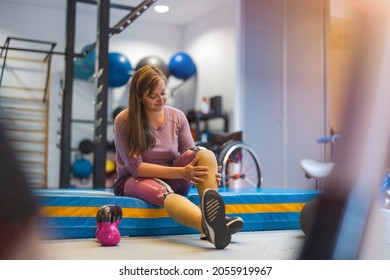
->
[97, 222, 121, 246]
[96, 205, 122, 246]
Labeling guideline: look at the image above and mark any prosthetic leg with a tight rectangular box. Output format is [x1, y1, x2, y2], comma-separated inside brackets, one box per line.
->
[163, 147, 220, 233]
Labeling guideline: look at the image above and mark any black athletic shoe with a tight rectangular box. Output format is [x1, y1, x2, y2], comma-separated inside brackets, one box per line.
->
[200, 216, 244, 240]
[226, 216, 244, 235]
[201, 188, 231, 249]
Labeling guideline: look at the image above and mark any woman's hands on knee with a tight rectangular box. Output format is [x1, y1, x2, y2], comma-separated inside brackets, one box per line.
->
[182, 157, 222, 186]
[182, 156, 209, 185]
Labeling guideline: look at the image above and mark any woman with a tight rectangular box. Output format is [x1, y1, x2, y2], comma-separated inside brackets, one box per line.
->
[113, 65, 242, 249]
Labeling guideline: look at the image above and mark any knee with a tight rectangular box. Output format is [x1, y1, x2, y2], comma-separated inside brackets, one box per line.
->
[196, 149, 218, 180]
[197, 149, 217, 165]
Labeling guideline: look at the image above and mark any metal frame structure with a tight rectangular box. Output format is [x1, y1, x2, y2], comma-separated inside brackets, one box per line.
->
[0, 37, 57, 101]
[60, 0, 158, 188]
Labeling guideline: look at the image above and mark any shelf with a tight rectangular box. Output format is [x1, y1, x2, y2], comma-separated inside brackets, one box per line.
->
[186, 111, 229, 141]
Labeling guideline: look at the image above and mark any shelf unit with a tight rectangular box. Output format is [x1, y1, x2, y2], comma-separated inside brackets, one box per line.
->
[186, 111, 229, 142]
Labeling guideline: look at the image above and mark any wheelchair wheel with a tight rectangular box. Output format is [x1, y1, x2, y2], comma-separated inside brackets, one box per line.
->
[218, 141, 262, 188]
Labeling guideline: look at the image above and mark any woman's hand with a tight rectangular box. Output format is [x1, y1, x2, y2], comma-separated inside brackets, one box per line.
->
[182, 156, 209, 185]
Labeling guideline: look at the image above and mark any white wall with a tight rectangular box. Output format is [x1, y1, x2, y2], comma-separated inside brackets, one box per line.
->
[242, 0, 327, 189]
[183, 0, 239, 131]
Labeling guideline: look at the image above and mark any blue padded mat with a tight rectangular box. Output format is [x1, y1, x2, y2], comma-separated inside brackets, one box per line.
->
[34, 187, 319, 239]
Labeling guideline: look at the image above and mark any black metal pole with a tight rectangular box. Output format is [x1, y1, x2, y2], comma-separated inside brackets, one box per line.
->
[60, 0, 76, 188]
[78, 0, 135, 11]
[0, 39, 10, 88]
[93, 0, 110, 188]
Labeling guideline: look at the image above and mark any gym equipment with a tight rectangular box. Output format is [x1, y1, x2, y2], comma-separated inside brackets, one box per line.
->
[78, 138, 93, 154]
[105, 158, 116, 177]
[80, 44, 96, 70]
[299, 198, 318, 235]
[74, 58, 94, 80]
[300, 134, 340, 190]
[210, 95, 222, 115]
[135, 56, 170, 78]
[300, 133, 390, 236]
[36, 187, 319, 239]
[301, 133, 390, 207]
[300, 159, 334, 180]
[108, 52, 132, 87]
[73, 44, 96, 80]
[71, 155, 93, 179]
[168, 52, 196, 80]
[96, 204, 122, 246]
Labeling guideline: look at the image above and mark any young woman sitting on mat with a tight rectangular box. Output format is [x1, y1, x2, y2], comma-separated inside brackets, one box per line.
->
[113, 65, 243, 249]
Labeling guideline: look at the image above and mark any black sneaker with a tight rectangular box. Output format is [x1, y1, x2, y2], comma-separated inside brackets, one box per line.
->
[201, 188, 231, 249]
[200, 216, 243, 240]
[226, 216, 244, 235]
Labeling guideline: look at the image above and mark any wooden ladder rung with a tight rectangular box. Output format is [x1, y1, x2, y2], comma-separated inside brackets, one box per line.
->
[10, 138, 46, 143]
[0, 85, 45, 92]
[0, 56, 48, 64]
[0, 116, 46, 123]
[0, 95, 45, 103]
[0, 105, 46, 113]
[15, 150, 46, 155]
[3, 127, 46, 133]
[20, 160, 46, 165]
[24, 170, 46, 176]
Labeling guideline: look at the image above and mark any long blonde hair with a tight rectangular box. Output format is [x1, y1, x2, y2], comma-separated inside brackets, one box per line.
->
[126, 65, 167, 157]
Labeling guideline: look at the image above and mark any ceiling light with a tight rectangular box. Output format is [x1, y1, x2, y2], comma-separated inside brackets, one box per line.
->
[154, 5, 169, 13]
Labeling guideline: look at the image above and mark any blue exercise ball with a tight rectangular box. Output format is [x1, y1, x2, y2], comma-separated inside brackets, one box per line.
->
[73, 44, 95, 80]
[168, 52, 196, 80]
[74, 57, 94, 80]
[81, 44, 96, 70]
[135, 56, 170, 78]
[72, 156, 93, 179]
[109, 52, 132, 87]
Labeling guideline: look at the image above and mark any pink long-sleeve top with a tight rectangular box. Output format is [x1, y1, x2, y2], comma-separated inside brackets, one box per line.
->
[112, 105, 195, 196]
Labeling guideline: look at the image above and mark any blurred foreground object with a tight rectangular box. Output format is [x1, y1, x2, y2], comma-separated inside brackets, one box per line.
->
[300, 0, 390, 259]
[0, 122, 42, 259]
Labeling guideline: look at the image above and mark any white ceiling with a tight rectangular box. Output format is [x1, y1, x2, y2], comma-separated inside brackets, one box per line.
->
[2, 0, 228, 27]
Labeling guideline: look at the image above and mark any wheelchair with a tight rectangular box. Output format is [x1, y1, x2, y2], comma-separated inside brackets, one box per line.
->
[196, 131, 262, 188]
